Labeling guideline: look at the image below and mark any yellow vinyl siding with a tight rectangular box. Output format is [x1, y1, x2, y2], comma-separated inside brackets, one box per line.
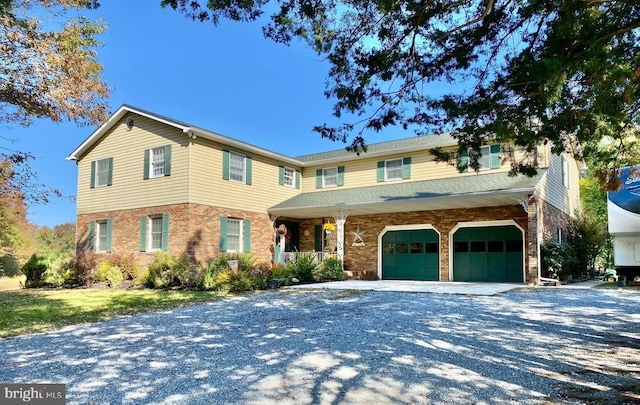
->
[301, 145, 517, 191]
[189, 137, 301, 212]
[76, 114, 190, 214]
[536, 152, 581, 216]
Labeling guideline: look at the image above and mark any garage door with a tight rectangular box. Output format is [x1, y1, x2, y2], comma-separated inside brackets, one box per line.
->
[382, 229, 439, 281]
[453, 225, 523, 282]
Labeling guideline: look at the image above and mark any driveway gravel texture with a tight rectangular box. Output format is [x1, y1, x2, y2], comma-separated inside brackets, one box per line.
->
[1, 288, 639, 404]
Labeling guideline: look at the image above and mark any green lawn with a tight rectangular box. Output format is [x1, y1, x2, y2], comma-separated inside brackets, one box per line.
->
[0, 278, 228, 338]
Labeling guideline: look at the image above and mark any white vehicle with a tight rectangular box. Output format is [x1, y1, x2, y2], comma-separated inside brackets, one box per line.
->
[608, 166, 640, 279]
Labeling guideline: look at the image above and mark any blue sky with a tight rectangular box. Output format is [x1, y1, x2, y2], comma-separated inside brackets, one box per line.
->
[11, 2, 418, 227]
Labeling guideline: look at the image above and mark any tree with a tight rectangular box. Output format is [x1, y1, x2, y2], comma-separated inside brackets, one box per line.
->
[162, 0, 639, 187]
[0, 0, 109, 127]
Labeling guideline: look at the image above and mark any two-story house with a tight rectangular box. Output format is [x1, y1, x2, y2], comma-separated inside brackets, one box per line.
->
[67, 105, 581, 284]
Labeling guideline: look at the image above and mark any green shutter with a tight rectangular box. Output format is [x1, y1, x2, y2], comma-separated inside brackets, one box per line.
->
[220, 216, 228, 252]
[279, 166, 285, 185]
[458, 149, 468, 172]
[143, 149, 150, 180]
[337, 166, 345, 186]
[245, 156, 252, 185]
[164, 145, 172, 176]
[107, 158, 113, 186]
[295, 170, 301, 189]
[88, 221, 94, 251]
[90, 161, 96, 188]
[402, 157, 411, 179]
[490, 144, 501, 169]
[139, 216, 147, 252]
[314, 225, 322, 251]
[161, 214, 169, 251]
[377, 161, 385, 182]
[243, 219, 251, 253]
[106, 219, 113, 253]
[222, 150, 230, 180]
[316, 169, 322, 189]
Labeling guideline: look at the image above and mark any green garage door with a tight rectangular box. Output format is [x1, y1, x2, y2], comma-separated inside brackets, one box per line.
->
[453, 225, 523, 282]
[382, 229, 439, 281]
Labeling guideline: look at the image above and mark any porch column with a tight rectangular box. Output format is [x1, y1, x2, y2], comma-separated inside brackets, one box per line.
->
[333, 212, 348, 266]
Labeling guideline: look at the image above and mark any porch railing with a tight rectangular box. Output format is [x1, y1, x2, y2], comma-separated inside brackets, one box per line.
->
[283, 251, 338, 264]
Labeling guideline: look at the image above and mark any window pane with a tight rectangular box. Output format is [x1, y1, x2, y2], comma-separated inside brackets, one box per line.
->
[227, 219, 241, 251]
[454, 241, 468, 253]
[506, 240, 522, 252]
[488, 240, 504, 252]
[425, 242, 438, 253]
[96, 158, 109, 187]
[97, 221, 107, 252]
[470, 241, 486, 252]
[284, 167, 294, 187]
[410, 243, 423, 254]
[323, 167, 337, 187]
[151, 147, 165, 177]
[396, 243, 409, 254]
[385, 159, 402, 180]
[229, 153, 245, 182]
[151, 217, 162, 250]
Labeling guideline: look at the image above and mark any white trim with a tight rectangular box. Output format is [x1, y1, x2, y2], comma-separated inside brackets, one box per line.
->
[226, 218, 243, 253]
[228, 151, 246, 184]
[95, 220, 108, 253]
[322, 167, 338, 188]
[384, 158, 403, 181]
[149, 146, 165, 178]
[377, 224, 441, 280]
[448, 220, 526, 282]
[148, 215, 163, 252]
[283, 166, 296, 188]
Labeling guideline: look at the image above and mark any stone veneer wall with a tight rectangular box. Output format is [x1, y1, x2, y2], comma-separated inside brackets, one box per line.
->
[77, 203, 276, 268]
[295, 204, 531, 282]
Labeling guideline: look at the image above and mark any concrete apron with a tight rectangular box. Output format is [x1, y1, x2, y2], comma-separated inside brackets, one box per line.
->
[287, 279, 607, 296]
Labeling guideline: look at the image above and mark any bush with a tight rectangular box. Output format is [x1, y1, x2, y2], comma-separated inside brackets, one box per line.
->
[147, 251, 177, 288]
[21, 254, 47, 288]
[290, 252, 318, 282]
[541, 240, 578, 280]
[209, 269, 253, 292]
[200, 253, 263, 291]
[171, 252, 200, 287]
[41, 251, 74, 287]
[94, 261, 124, 287]
[315, 257, 345, 281]
[69, 251, 99, 286]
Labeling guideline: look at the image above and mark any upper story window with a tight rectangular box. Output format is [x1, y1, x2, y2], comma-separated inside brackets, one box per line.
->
[459, 145, 500, 172]
[143, 145, 171, 180]
[377, 157, 411, 182]
[223, 150, 252, 185]
[562, 156, 569, 188]
[283, 167, 295, 187]
[323, 167, 338, 187]
[151, 147, 165, 178]
[90, 157, 113, 188]
[385, 158, 403, 181]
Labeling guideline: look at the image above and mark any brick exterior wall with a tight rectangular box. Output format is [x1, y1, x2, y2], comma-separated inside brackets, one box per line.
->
[292, 204, 532, 282]
[538, 198, 571, 243]
[77, 199, 563, 284]
[77, 203, 276, 268]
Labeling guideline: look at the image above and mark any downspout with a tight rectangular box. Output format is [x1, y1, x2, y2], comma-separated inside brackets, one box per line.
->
[535, 192, 560, 285]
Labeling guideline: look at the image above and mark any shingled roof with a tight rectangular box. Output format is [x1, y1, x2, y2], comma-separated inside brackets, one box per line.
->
[269, 169, 545, 217]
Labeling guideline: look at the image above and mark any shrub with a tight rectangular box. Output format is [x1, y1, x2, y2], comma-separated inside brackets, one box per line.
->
[40, 251, 74, 287]
[21, 254, 47, 288]
[270, 264, 294, 286]
[147, 251, 177, 288]
[315, 257, 345, 281]
[290, 252, 318, 282]
[103, 253, 141, 280]
[171, 252, 200, 287]
[541, 240, 578, 280]
[210, 269, 253, 292]
[95, 261, 124, 287]
[69, 251, 100, 286]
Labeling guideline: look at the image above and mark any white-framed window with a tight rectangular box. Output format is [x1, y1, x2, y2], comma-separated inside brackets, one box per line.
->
[95, 158, 110, 187]
[96, 220, 108, 253]
[283, 167, 295, 188]
[469, 146, 491, 171]
[226, 218, 242, 252]
[149, 216, 163, 251]
[562, 157, 569, 188]
[385, 158, 403, 181]
[323, 167, 338, 187]
[229, 152, 246, 183]
[556, 227, 565, 243]
[150, 146, 165, 178]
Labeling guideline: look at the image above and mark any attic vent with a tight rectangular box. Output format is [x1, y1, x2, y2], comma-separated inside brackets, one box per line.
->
[125, 117, 134, 131]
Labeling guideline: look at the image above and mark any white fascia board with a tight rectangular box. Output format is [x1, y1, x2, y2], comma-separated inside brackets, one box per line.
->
[188, 127, 304, 167]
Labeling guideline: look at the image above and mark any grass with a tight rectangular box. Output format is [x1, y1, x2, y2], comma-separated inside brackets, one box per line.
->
[0, 277, 228, 338]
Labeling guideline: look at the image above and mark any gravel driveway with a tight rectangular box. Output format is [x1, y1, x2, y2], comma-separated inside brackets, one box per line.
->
[1, 288, 639, 404]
